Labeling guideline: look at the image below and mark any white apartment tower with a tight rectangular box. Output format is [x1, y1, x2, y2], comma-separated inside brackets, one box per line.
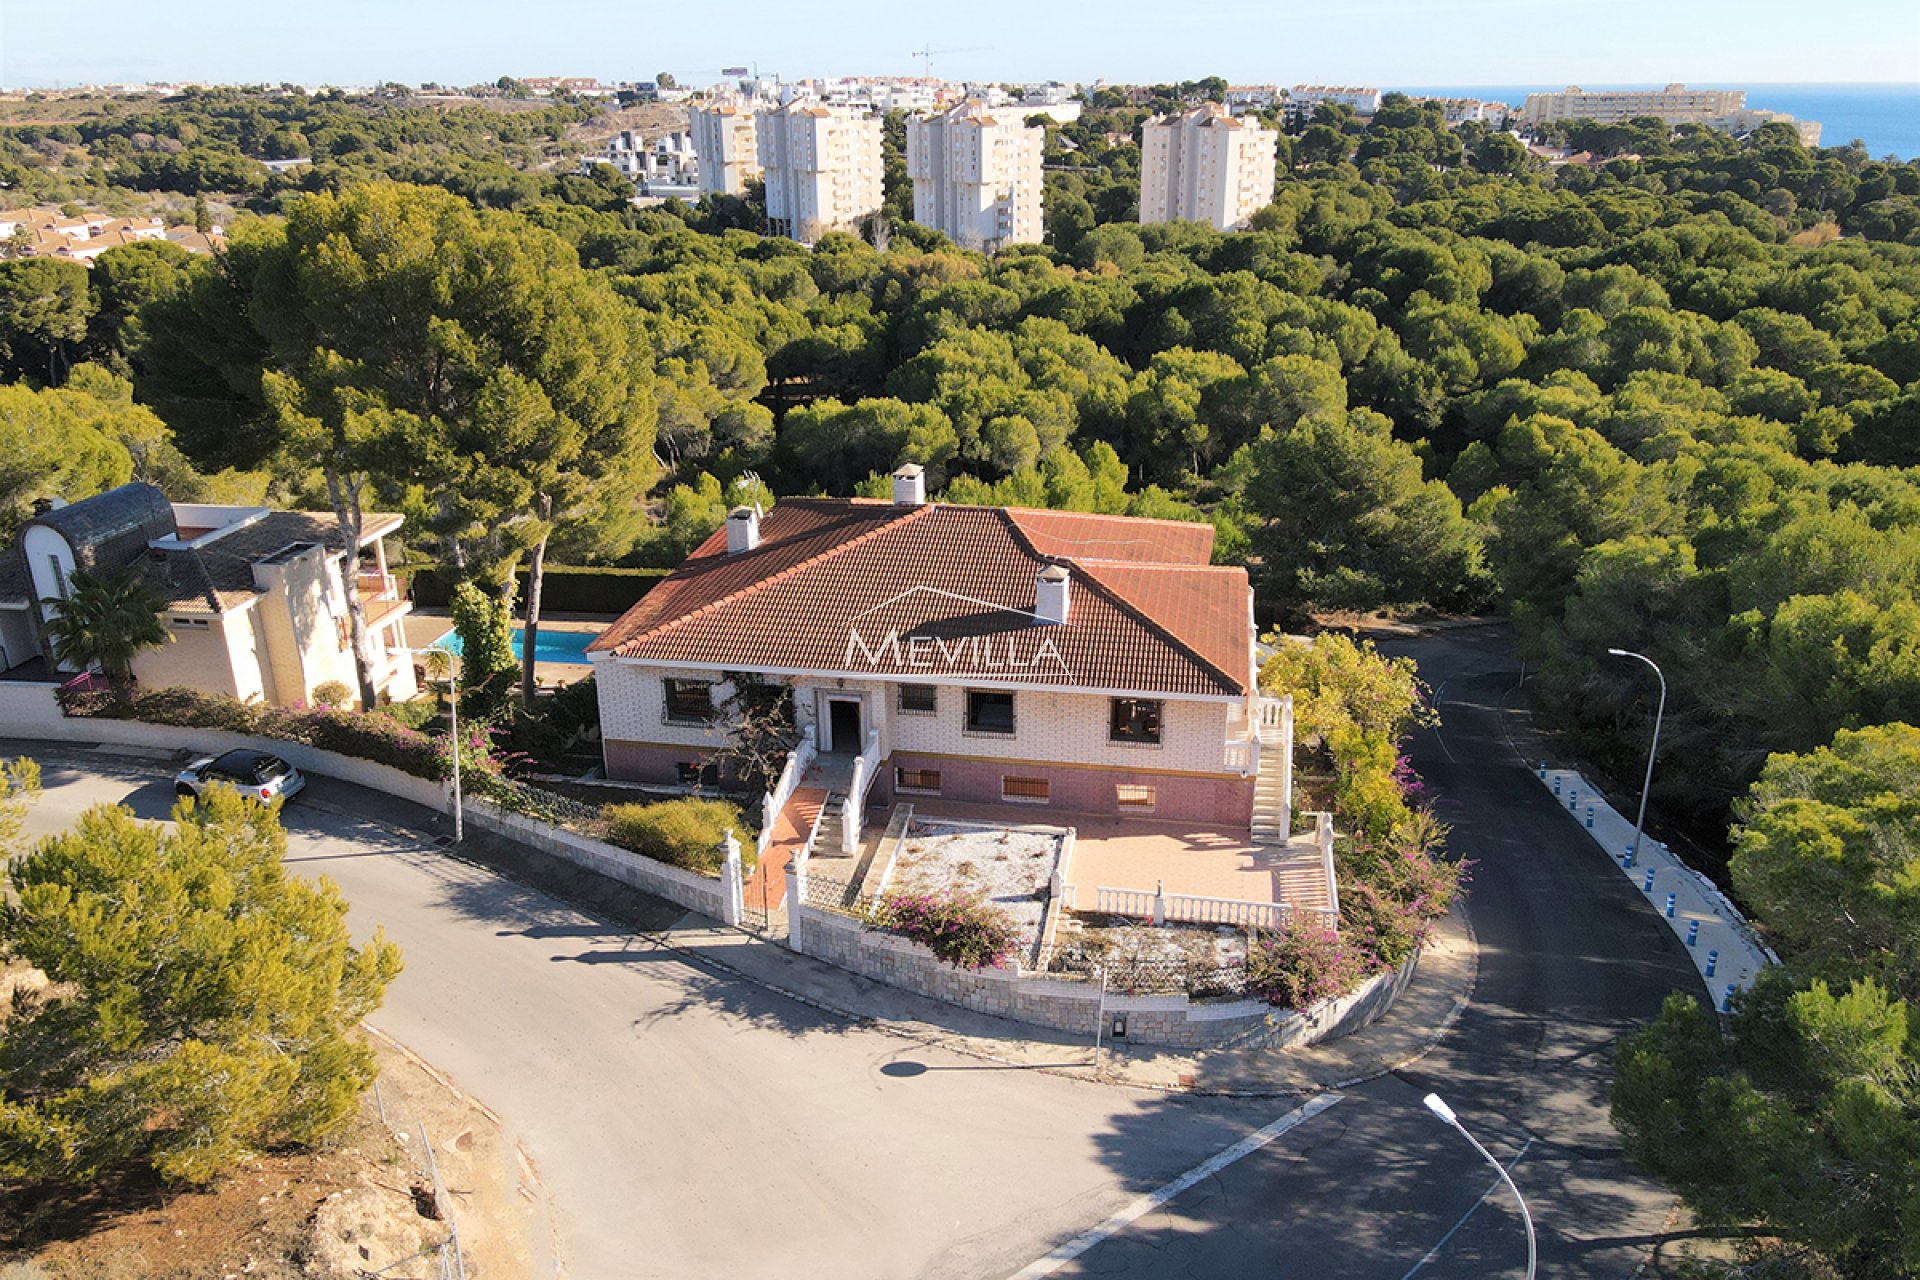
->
[1139, 103, 1279, 231]
[905, 100, 1045, 253]
[687, 97, 762, 198]
[757, 99, 885, 243]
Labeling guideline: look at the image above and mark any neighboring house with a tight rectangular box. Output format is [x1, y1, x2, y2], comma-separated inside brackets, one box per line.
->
[0, 483, 416, 705]
[0, 206, 221, 262]
[589, 466, 1270, 827]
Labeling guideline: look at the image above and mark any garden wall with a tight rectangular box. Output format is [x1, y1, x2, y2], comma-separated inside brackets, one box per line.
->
[0, 681, 65, 732]
[13, 712, 739, 926]
[461, 799, 735, 923]
[790, 897, 1419, 1050]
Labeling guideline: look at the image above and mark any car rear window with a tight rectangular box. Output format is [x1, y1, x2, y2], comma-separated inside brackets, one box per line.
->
[253, 757, 290, 781]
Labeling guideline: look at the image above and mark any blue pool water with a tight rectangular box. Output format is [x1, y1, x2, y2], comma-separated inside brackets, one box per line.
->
[432, 627, 596, 666]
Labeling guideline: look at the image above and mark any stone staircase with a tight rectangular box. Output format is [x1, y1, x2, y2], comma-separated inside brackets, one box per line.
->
[1250, 708, 1292, 846]
[812, 789, 848, 858]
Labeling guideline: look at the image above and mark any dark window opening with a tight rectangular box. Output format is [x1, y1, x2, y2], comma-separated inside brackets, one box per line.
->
[966, 689, 1015, 735]
[664, 678, 715, 723]
[898, 683, 937, 714]
[1109, 697, 1163, 745]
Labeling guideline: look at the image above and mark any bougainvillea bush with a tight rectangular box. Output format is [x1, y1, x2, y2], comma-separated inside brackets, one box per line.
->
[1245, 920, 1368, 1008]
[870, 888, 1021, 970]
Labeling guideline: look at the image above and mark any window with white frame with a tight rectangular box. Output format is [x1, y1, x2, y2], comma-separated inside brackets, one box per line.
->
[898, 683, 937, 714]
[966, 689, 1015, 735]
[663, 677, 716, 724]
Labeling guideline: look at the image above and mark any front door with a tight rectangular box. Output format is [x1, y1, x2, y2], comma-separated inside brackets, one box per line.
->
[827, 698, 862, 755]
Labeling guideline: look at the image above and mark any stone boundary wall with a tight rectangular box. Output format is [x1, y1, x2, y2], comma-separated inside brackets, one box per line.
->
[792, 901, 1418, 1050]
[462, 799, 732, 923]
[10, 702, 736, 926]
[0, 681, 71, 732]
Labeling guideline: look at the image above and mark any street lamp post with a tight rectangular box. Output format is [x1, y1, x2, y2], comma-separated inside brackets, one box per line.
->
[1423, 1093, 1536, 1279]
[407, 647, 463, 844]
[1606, 648, 1665, 860]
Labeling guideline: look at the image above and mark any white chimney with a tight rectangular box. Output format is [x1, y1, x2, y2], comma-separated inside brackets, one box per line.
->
[1036, 564, 1070, 625]
[892, 462, 926, 506]
[725, 505, 760, 553]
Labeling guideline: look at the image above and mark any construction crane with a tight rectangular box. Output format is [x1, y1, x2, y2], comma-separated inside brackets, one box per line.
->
[909, 45, 990, 78]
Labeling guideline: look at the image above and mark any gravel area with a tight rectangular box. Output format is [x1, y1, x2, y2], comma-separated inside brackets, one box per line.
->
[888, 818, 1066, 963]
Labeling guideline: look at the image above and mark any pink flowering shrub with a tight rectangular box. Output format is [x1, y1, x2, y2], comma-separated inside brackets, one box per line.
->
[1245, 921, 1368, 1008]
[870, 889, 1020, 970]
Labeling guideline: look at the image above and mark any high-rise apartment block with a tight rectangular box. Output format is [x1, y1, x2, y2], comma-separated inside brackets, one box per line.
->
[687, 97, 762, 198]
[905, 101, 1045, 253]
[1519, 84, 1746, 127]
[1138, 103, 1278, 231]
[757, 100, 885, 243]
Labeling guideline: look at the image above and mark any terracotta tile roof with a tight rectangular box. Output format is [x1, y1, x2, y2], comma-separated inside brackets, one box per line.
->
[591, 500, 1249, 698]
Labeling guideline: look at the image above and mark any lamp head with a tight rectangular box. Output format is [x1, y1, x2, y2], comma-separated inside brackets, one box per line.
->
[1422, 1093, 1457, 1125]
[1606, 648, 1630, 657]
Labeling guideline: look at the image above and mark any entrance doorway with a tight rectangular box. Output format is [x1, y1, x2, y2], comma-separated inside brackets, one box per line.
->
[827, 698, 863, 755]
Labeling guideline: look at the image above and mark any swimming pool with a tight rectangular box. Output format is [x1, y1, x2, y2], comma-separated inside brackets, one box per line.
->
[431, 627, 597, 666]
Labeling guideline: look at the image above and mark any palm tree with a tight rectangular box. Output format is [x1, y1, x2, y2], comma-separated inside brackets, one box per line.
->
[40, 567, 169, 683]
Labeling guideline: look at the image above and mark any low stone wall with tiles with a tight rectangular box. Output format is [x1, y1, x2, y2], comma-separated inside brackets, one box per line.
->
[464, 799, 735, 924]
[792, 902, 1418, 1050]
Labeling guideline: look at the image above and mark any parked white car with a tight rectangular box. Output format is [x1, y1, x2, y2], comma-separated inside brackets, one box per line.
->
[174, 750, 307, 804]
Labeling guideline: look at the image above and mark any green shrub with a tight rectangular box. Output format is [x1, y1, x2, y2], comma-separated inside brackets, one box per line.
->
[310, 680, 353, 709]
[603, 797, 744, 874]
[869, 888, 1021, 970]
[451, 581, 516, 718]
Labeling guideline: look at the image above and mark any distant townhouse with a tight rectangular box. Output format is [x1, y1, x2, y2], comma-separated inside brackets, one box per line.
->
[688, 96, 764, 198]
[0, 484, 416, 706]
[0, 207, 219, 264]
[1139, 102, 1278, 231]
[1225, 85, 1281, 113]
[905, 100, 1045, 253]
[758, 99, 885, 244]
[1290, 85, 1384, 115]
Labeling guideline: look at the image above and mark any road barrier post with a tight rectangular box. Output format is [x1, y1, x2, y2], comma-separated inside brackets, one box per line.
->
[1686, 920, 1699, 946]
[1721, 983, 1736, 1012]
[1642, 868, 1657, 893]
[1705, 949, 1718, 977]
[1665, 893, 1676, 918]
[1585, 806, 1594, 828]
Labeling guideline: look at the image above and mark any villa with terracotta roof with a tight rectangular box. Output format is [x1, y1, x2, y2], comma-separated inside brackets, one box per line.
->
[0, 483, 415, 706]
[588, 465, 1287, 831]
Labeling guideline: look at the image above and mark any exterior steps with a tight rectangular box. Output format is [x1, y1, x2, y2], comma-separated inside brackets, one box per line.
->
[812, 790, 847, 858]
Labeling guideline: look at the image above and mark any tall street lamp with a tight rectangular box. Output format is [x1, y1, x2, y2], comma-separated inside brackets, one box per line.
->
[1423, 1093, 1536, 1279]
[407, 646, 463, 844]
[1606, 648, 1666, 860]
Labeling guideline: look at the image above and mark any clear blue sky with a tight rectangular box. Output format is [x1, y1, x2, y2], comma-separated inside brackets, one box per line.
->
[3, 0, 1916, 89]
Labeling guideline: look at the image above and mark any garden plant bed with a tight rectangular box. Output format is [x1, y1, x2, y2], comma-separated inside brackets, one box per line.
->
[887, 818, 1067, 966]
[1046, 914, 1250, 997]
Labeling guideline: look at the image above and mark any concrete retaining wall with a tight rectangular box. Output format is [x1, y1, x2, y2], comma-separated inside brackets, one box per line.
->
[14, 711, 735, 925]
[15, 713, 450, 811]
[0, 682, 66, 732]
[792, 902, 1418, 1049]
[461, 799, 732, 923]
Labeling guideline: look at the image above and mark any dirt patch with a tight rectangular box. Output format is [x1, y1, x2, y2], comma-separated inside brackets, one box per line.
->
[889, 819, 1066, 962]
[1046, 916, 1249, 997]
[0, 1033, 550, 1279]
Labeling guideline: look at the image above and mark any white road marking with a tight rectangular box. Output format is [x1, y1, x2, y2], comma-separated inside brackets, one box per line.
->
[1396, 1136, 1536, 1280]
[1006, 1092, 1345, 1278]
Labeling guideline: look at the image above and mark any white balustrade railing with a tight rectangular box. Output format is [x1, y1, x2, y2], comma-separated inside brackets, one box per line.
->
[1094, 886, 1158, 918]
[1083, 884, 1333, 931]
[841, 728, 883, 856]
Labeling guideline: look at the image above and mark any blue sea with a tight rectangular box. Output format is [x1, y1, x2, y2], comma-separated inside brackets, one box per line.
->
[1392, 83, 1920, 160]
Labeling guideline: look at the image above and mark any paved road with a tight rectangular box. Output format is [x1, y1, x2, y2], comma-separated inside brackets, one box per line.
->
[7, 632, 1704, 1280]
[1055, 626, 1707, 1277]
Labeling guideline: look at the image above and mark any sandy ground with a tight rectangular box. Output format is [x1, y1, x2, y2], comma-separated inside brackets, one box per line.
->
[0, 1033, 552, 1280]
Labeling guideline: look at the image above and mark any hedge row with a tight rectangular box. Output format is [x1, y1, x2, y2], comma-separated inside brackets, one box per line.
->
[410, 565, 670, 615]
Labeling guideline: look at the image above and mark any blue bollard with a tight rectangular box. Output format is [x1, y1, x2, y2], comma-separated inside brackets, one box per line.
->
[1665, 892, 1676, 918]
[1624, 844, 1636, 869]
[1705, 949, 1718, 977]
[1569, 788, 1579, 810]
[1538, 760, 1546, 778]
[1586, 806, 1594, 828]
[1642, 868, 1656, 893]
[1686, 920, 1700, 947]
[1554, 777, 1562, 797]
[1721, 983, 1736, 1012]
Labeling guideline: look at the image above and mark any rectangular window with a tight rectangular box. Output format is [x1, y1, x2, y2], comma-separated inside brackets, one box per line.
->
[170, 617, 210, 629]
[1116, 784, 1158, 811]
[1002, 776, 1050, 803]
[664, 678, 715, 724]
[895, 767, 942, 794]
[898, 683, 937, 714]
[1109, 697, 1164, 745]
[966, 689, 1015, 735]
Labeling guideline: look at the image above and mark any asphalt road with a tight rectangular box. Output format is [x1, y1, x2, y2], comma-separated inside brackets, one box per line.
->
[6, 632, 1706, 1280]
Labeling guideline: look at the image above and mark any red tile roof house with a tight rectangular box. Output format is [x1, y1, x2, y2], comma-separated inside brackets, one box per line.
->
[588, 466, 1300, 907]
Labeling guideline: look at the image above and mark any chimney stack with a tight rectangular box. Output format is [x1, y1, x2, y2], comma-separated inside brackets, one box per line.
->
[892, 463, 926, 506]
[725, 505, 761, 554]
[1036, 564, 1070, 625]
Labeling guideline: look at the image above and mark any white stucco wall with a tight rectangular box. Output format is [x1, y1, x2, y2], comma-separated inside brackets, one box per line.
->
[597, 659, 1238, 773]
